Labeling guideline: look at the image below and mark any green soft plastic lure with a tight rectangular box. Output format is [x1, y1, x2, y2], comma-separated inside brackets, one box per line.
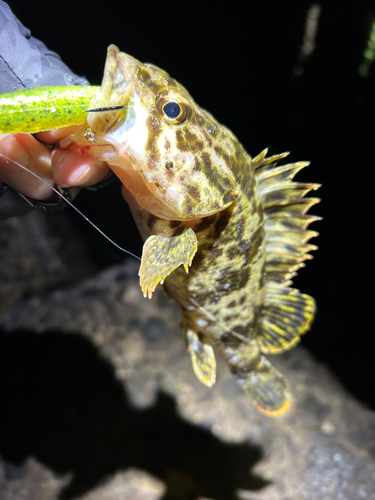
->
[0, 85, 100, 133]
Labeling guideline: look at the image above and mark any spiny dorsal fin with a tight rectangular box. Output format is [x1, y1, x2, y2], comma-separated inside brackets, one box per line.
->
[253, 149, 319, 354]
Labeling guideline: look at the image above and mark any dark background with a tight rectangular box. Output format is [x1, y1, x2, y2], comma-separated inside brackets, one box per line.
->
[6, 0, 374, 408]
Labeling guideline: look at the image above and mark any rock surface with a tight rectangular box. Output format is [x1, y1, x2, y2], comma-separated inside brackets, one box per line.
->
[0, 211, 95, 315]
[1, 212, 375, 500]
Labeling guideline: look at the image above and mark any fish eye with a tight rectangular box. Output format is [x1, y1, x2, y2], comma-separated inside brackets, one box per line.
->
[163, 101, 182, 119]
[156, 91, 190, 124]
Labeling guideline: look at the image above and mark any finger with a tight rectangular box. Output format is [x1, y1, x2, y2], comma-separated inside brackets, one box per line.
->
[36, 125, 81, 144]
[51, 148, 110, 187]
[0, 133, 54, 200]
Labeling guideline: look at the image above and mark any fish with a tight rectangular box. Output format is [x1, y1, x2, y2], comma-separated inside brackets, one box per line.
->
[0, 45, 320, 416]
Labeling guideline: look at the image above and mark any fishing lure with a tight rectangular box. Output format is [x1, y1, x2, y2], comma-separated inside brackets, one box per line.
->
[0, 86, 99, 133]
[0, 45, 319, 416]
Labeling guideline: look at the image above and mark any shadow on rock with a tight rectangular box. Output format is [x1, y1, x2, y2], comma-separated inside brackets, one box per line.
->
[0, 329, 268, 500]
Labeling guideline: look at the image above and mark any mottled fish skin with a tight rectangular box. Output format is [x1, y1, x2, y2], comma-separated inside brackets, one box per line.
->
[62, 45, 318, 415]
[163, 135, 266, 364]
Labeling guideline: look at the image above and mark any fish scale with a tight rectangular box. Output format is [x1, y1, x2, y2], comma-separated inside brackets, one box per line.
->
[0, 44, 319, 416]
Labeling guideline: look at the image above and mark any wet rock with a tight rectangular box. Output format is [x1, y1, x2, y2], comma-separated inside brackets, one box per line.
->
[0, 211, 374, 500]
[0, 211, 95, 314]
[0, 257, 374, 500]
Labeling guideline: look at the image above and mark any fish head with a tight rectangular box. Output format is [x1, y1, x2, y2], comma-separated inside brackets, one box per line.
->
[85, 45, 238, 220]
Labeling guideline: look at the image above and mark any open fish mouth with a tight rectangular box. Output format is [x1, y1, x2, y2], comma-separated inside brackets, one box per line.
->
[86, 47, 139, 136]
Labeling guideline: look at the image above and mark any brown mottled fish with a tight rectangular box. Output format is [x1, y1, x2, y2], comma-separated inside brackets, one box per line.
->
[59, 45, 319, 415]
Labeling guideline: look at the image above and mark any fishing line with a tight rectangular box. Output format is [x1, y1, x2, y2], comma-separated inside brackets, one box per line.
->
[0, 153, 237, 335]
[189, 297, 251, 344]
[0, 151, 141, 261]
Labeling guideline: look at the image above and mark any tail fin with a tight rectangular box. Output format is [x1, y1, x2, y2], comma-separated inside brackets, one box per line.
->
[237, 357, 292, 416]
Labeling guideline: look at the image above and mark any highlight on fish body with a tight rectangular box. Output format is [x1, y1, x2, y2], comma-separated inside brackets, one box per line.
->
[0, 45, 320, 416]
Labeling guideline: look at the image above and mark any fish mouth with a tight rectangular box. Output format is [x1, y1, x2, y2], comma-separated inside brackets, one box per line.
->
[87, 46, 139, 136]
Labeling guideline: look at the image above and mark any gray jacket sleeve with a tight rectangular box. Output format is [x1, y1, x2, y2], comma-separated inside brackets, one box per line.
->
[0, 0, 89, 92]
[0, 0, 89, 220]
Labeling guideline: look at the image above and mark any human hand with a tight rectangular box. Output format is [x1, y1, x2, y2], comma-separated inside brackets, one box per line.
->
[0, 127, 111, 201]
[0, 2, 114, 216]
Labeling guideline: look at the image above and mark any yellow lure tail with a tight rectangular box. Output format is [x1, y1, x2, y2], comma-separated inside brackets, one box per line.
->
[0, 85, 100, 134]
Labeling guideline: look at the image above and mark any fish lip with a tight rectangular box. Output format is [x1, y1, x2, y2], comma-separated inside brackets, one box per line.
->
[87, 49, 138, 135]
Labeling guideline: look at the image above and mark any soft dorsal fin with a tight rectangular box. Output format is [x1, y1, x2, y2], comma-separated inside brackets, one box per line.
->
[253, 149, 320, 354]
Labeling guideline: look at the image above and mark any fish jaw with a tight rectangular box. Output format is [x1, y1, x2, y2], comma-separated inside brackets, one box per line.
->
[87, 45, 138, 136]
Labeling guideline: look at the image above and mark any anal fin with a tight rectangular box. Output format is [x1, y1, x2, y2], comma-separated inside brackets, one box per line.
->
[258, 282, 316, 354]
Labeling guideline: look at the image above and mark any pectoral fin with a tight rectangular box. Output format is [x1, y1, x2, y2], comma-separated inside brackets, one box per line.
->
[139, 227, 198, 299]
[184, 326, 216, 388]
